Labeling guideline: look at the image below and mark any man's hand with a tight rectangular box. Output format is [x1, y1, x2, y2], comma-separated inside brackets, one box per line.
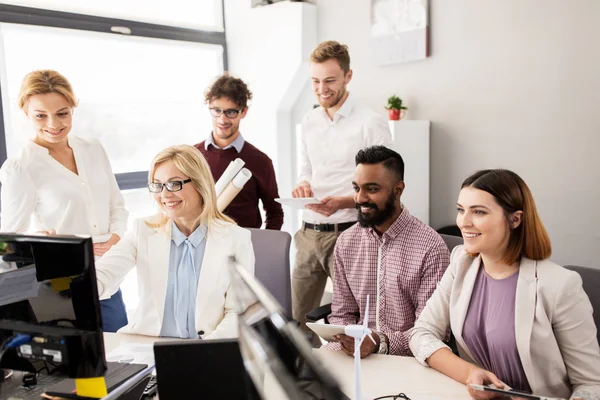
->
[305, 196, 343, 217]
[332, 333, 379, 359]
[93, 234, 120, 257]
[465, 366, 505, 400]
[292, 181, 313, 198]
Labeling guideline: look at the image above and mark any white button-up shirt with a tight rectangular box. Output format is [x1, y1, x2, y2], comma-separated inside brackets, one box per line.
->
[0, 135, 128, 238]
[298, 93, 392, 224]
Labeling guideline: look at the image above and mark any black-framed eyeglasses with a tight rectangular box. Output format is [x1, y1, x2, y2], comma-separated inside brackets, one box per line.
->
[209, 107, 244, 119]
[373, 393, 411, 400]
[148, 179, 192, 193]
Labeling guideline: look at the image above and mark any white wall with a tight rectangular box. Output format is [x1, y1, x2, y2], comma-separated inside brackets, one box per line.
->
[315, 0, 600, 267]
[224, 0, 317, 234]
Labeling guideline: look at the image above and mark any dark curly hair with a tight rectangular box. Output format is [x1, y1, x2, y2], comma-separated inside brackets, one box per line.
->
[204, 74, 253, 109]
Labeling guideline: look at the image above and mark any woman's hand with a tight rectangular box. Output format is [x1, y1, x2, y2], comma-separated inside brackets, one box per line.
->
[465, 366, 504, 399]
[93, 233, 120, 257]
[35, 229, 56, 235]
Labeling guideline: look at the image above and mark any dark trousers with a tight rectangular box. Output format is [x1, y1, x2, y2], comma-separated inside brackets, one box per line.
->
[100, 288, 128, 332]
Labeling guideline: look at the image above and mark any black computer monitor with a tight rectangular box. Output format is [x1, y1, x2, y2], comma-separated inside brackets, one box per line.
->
[229, 258, 348, 400]
[0, 233, 106, 378]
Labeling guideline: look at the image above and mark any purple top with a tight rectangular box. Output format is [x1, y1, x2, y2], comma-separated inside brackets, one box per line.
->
[462, 267, 531, 392]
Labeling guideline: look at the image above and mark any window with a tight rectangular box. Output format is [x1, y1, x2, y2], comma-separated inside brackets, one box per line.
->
[1, 0, 223, 30]
[1, 23, 223, 172]
[0, 3, 226, 314]
[0, 2, 226, 186]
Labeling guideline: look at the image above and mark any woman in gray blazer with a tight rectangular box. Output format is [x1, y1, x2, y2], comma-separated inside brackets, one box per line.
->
[409, 169, 600, 400]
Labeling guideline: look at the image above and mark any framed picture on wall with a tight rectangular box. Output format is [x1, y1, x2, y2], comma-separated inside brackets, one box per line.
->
[370, 0, 430, 65]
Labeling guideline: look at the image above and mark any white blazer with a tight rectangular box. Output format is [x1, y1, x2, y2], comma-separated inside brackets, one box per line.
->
[409, 245, 600, 400]
[95, 217, 255, 340]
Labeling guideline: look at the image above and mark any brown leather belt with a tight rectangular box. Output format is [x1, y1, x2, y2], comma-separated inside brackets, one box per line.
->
[303, 221, 356, 233]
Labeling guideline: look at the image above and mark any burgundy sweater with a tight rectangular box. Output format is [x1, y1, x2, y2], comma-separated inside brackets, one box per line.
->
[196, 140, 284, 230]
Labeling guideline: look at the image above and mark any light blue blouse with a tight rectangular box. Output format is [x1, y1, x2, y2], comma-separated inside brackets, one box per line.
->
[159, 222, 207, 338]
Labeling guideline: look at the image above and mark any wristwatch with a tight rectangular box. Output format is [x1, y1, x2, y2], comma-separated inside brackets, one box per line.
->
[376, 332, 388, 354]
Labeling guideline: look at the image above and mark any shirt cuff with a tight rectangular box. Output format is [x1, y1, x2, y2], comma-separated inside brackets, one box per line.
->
[324, 342, 342, 351]
[413, 335, 450, 366]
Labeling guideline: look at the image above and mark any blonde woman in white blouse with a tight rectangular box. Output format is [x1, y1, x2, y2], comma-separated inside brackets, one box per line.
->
[0, 70, 129, 332]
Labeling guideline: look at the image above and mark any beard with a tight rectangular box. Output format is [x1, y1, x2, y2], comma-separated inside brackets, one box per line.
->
[317, 88, 347, 109]
[356, 190, 398, 228]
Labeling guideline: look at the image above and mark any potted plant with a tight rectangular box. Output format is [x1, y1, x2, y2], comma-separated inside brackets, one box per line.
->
[385, 95, 408, 121]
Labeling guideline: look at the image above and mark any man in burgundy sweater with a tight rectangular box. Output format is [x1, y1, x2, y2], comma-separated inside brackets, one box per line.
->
[195, 74, 284, 230]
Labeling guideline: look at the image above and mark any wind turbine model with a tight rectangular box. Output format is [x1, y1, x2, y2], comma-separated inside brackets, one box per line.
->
[344, 295, 376, 400]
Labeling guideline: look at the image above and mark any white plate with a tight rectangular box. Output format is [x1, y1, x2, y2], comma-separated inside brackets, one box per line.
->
[306, 322, 347, 342]
[274, 197, 321, 208]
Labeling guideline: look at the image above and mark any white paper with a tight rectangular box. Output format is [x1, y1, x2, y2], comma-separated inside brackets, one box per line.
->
[214, 158, 245, 197]
[216, 169, 253, 212]
[274, 198, 321, 208]
[231, 168, 252, 189]
[106, 343, 155, 365]
[0, 265, 41, 307]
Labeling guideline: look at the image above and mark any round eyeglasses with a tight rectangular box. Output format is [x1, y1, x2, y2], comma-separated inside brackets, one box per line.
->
[209, 107, 244, 119]
[148, 179, 192, 193]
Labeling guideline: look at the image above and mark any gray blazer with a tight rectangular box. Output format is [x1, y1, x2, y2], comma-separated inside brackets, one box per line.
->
[409, 245, 600, 400]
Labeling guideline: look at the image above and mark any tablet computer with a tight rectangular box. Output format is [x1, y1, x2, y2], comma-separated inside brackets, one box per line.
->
[306, 323, 346, 342]
[469, 384, 566, 400]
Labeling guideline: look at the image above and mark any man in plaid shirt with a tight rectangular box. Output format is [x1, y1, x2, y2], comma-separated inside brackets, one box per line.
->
[328, 145, 450, 357]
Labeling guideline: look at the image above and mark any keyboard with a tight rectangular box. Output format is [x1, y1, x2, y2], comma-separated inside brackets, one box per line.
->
[3, 372, 65, 400]
[0, 362, 147, 400]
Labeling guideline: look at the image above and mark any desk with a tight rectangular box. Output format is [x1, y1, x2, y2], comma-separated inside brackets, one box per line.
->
[1, 334, 470, 400]
[315, 348, 468, 400]
[105, 333, 469, 400]
[103, 332, 166, 353]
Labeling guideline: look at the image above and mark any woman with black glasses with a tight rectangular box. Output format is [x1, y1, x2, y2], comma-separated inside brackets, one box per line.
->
[95, 145, 255, 339]
[0, 70, 129, 333]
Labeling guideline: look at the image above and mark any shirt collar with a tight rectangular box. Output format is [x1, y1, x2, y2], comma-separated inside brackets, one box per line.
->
[366, 206, 412, 241]
[28, 135, 77, 155]
[320, 92, 355, 124]
[335, 92, 355, 119]
[205, 132, 245, 153]
[171, 221, 207, 248]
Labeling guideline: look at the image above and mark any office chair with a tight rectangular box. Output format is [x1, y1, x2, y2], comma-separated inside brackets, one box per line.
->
[305, 234, 464, 323]
[436, 224, 462, 237]
[563, 265, 600, 347]
[247, 228, 293, 319]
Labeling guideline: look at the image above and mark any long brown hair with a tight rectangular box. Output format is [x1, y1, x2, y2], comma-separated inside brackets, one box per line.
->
[462, 169, 551, 264]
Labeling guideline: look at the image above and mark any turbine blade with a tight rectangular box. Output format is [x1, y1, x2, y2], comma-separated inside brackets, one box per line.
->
[359, 333, 366, 347]
[367, 333, 376, 345]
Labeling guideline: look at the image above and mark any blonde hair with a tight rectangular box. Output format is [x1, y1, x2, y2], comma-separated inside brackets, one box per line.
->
[18, 70, 78, 110]
[145, 145, 234, 231]
[309, 40, 351, 73]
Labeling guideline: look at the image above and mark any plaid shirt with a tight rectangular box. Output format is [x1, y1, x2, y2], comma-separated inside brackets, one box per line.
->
[328, 207, 450, 356]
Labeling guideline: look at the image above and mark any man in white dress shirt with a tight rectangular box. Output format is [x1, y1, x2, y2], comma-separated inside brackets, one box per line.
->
[291, 41, 392, 343]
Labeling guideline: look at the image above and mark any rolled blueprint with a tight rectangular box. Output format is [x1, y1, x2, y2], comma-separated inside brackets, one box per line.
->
[217, 168, 252, 212]
[214, 158, 245, 197]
